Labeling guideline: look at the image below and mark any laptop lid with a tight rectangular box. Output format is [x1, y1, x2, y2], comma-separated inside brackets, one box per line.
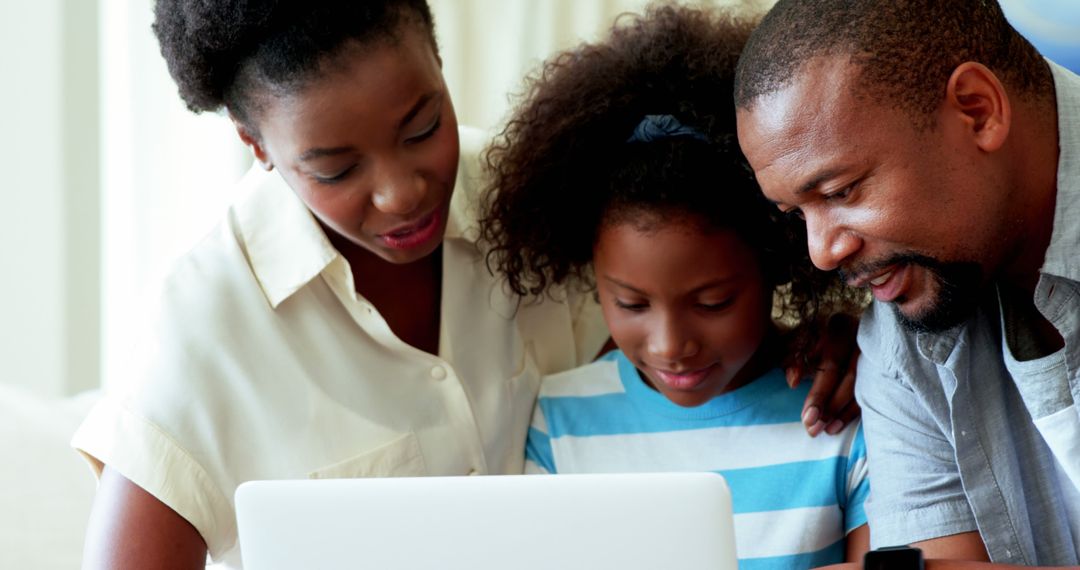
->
[235, 472, 737, 570]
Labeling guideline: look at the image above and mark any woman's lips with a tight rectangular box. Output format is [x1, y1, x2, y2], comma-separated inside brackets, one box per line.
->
[652, 364, 717, 391]
[378, 210, 441, 250]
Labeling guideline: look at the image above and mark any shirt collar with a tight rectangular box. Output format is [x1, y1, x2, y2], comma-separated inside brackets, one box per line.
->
[1043, 60, 1080, 282]
[233, 166, 338, 308]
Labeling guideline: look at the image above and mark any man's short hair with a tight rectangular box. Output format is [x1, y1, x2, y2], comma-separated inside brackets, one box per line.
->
[734, 0, 1053, 125]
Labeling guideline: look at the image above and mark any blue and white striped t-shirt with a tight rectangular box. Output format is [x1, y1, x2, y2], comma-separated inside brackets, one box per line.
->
[526, 350, 870, 570]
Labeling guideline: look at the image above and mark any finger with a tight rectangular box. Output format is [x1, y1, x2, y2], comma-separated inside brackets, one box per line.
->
[823, 347, 858, 420]
[784, 363, 804, 388]
[825, 399, 862, 435]
[802, 361, 842, 436]
[822, 346, 861, 434]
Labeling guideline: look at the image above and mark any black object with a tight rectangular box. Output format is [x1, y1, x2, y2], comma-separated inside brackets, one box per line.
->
[864, 545, 925, 570]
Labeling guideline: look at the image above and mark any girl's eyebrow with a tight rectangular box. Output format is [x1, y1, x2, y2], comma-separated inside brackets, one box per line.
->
[602, 276, 647, 295]
[601, 275, 738, 295]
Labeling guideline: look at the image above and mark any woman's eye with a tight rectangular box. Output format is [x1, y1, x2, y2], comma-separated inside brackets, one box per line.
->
[614, 299, 647, 312]
[406, 116, 442, 144]
[312, 166, 354, 185]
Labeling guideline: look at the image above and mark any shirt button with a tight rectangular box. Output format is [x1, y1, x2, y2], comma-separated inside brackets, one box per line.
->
[961, 430, 967, 437]
[430, 366, 447, 380]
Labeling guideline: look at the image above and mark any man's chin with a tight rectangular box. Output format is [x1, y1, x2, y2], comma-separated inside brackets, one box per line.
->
[892, 291, 980, 334]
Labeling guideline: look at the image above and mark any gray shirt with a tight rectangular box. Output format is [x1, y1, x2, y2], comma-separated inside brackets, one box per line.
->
[855, 60, 1080, 564]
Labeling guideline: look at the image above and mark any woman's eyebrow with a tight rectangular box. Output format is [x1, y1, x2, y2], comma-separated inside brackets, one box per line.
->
[398, 91, 439, 129]
[299, 146, 354, 162]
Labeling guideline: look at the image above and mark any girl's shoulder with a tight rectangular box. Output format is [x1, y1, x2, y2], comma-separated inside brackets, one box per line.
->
[536, 354, 623, 400]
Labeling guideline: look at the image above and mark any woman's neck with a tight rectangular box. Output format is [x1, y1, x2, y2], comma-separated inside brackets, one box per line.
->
[327, 229, 444, 355]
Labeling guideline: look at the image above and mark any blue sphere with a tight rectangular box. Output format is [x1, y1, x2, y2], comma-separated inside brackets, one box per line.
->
[1000, 0, 1080, 75]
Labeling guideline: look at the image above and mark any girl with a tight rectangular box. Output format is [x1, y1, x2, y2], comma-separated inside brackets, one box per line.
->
[480, 5, 870, 568]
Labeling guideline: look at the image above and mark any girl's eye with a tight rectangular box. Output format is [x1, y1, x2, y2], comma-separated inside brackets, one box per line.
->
[699, 299, 733, 312]
[406, 116, 442, 144]
[614, 299, 647, 312]
[312, 165, 355, 185]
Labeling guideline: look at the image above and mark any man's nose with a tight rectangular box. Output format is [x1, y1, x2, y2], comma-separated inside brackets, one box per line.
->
[805, 212, 859, 272]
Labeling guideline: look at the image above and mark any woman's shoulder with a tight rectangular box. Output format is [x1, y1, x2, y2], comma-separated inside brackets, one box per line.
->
[445, 125, 490, 242]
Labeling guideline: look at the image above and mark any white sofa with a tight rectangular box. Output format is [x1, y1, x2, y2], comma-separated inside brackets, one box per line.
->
[0, 384, 98, 569]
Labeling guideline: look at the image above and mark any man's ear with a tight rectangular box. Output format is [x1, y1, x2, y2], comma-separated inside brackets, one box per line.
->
[944, 62, 1011, 153]
[231, 116, 273, 171]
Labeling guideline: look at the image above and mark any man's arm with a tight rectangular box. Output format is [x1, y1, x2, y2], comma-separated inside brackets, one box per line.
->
[821, 530, 1073, 569]
[823, 530, 1077, 569]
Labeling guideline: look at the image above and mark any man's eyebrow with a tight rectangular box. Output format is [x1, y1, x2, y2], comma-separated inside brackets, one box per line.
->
[796, 167, 845, 195]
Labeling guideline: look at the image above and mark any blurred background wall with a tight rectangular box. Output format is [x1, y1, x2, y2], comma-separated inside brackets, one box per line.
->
[0, 0, 1075, 398]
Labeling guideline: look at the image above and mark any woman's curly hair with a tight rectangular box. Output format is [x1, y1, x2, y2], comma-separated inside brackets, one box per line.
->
[152, 0, 436, 128]
[479, 3, 866, 340]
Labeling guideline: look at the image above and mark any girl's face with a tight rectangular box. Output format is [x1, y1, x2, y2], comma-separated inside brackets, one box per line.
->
[594, 218, 775, 407]
[242, 28, 460, 265]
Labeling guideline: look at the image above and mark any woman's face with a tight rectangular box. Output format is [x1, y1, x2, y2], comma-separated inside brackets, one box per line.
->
[594, 218, 776, 407]
[243, 28, 459, 265]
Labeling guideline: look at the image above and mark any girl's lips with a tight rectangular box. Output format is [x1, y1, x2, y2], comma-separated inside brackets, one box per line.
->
[378, 211, 441, 250]
[652, 364, 716, 391]
[869, 264, 910, 303]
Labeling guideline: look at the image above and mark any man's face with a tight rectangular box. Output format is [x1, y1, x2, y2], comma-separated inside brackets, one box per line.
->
[736, 56, 1012, 333]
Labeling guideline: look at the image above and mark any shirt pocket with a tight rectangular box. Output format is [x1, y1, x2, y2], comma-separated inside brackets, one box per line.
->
[307, 431, 427, 479]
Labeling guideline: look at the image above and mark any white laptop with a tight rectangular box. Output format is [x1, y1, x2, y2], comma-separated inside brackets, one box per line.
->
[235, 472, 737, 570]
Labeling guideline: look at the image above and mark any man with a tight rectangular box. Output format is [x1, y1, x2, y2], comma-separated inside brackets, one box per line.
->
[733, 0, 1079, 568]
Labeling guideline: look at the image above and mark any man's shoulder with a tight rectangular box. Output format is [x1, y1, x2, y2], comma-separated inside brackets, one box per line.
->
[856, 302, 922, 368]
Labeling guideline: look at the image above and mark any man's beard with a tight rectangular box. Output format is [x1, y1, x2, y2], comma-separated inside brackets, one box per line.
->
[842, 253, 984, 334]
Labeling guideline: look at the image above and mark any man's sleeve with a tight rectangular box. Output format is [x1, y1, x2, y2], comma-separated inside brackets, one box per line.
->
[855, 336, 979, 548]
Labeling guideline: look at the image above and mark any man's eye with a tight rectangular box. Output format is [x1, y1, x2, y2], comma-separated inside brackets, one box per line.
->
[786, 208, 805, 221]
[824, 183, 856, 201]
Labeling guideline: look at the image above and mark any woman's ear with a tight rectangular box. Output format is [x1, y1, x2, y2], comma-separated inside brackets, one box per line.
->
[231, 116, 273, 171]
[943, 62, 1011, 153]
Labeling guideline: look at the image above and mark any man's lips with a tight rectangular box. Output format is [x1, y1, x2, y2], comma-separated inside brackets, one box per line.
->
[848, 264, 910, 303]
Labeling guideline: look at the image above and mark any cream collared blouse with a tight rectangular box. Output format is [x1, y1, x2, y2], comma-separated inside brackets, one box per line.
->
[72, 127, 608, 567]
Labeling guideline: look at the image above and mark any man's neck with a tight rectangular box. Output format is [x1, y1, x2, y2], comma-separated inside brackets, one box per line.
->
[1000, 94, 1060, 294]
